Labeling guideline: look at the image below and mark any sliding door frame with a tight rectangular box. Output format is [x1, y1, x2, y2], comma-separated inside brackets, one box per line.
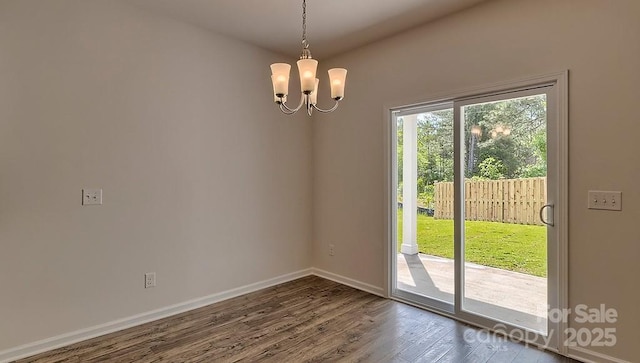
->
[383, 71, 568, 354]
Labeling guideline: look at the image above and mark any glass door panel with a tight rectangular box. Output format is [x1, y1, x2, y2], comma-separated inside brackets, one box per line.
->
[394, 104, 455, 310]
[459, 92, 549, 334]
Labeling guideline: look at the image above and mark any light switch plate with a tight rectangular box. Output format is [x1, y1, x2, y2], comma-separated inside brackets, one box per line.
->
[82, 188, 102, 205]
[588, 191, 621, 211]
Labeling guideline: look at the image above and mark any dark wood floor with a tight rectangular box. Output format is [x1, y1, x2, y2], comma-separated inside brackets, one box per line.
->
[15, 276, 577, 363]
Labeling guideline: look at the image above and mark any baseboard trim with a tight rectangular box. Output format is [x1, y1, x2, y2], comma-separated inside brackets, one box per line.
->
[311, 268, 385, 297]
[568, 346, 631, 363]
[0, 268, 313, 363]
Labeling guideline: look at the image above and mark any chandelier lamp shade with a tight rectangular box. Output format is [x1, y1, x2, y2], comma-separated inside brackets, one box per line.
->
[270, 0, 347, 116]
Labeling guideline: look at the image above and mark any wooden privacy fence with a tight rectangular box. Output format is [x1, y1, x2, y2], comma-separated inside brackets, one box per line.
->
[434, 177, 546, 225]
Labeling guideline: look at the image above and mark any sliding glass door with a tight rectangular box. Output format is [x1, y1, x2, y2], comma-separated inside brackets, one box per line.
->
[391, 80, 565, 349]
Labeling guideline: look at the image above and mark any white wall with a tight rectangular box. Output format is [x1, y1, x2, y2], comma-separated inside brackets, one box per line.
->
[313, 0, 640, 361]
[0, 0, 311, 351]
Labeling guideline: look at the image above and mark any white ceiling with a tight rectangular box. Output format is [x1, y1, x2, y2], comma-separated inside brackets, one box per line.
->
[128, 0, 489, 59]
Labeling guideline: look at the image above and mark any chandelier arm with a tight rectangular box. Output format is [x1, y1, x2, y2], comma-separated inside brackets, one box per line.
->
[278, 103, 297, 115]
[279, 94, 307, 114]
[310, 100, 340, 113]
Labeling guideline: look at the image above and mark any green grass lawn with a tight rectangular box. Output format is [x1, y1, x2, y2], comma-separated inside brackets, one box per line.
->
[398, 210, 547, 277]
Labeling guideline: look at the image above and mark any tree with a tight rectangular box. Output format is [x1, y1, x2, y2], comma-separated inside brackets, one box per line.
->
[518, 130, 547, 177]
[477, 157, 505, 180]
[477, 137, 520, 178]
[464, 94, 547, 179]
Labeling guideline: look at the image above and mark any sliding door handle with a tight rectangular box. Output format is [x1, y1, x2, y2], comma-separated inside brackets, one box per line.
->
[540, 204, 554, 227]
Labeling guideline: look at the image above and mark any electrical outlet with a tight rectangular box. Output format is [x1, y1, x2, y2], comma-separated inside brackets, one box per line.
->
[588, 191, 622, 211]
[329, 244, 335, 256]
[144, 272, 156, 288]
[82, 188, 102, 205]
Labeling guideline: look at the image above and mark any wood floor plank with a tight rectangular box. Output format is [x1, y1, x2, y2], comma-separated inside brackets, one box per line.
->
[14, 276, 578, 363]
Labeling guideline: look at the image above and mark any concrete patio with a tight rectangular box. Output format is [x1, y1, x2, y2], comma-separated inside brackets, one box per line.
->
[397, 253, 547, 333]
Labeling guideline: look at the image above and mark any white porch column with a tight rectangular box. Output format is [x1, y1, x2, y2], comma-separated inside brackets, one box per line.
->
[401, 114, 419, 255]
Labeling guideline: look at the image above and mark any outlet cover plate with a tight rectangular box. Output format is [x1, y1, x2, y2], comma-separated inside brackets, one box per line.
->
[144, 272, 156, 288]
[82, 188, 102, 205]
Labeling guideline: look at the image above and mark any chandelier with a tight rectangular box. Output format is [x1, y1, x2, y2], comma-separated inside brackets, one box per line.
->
[270, 0, 347, 116]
